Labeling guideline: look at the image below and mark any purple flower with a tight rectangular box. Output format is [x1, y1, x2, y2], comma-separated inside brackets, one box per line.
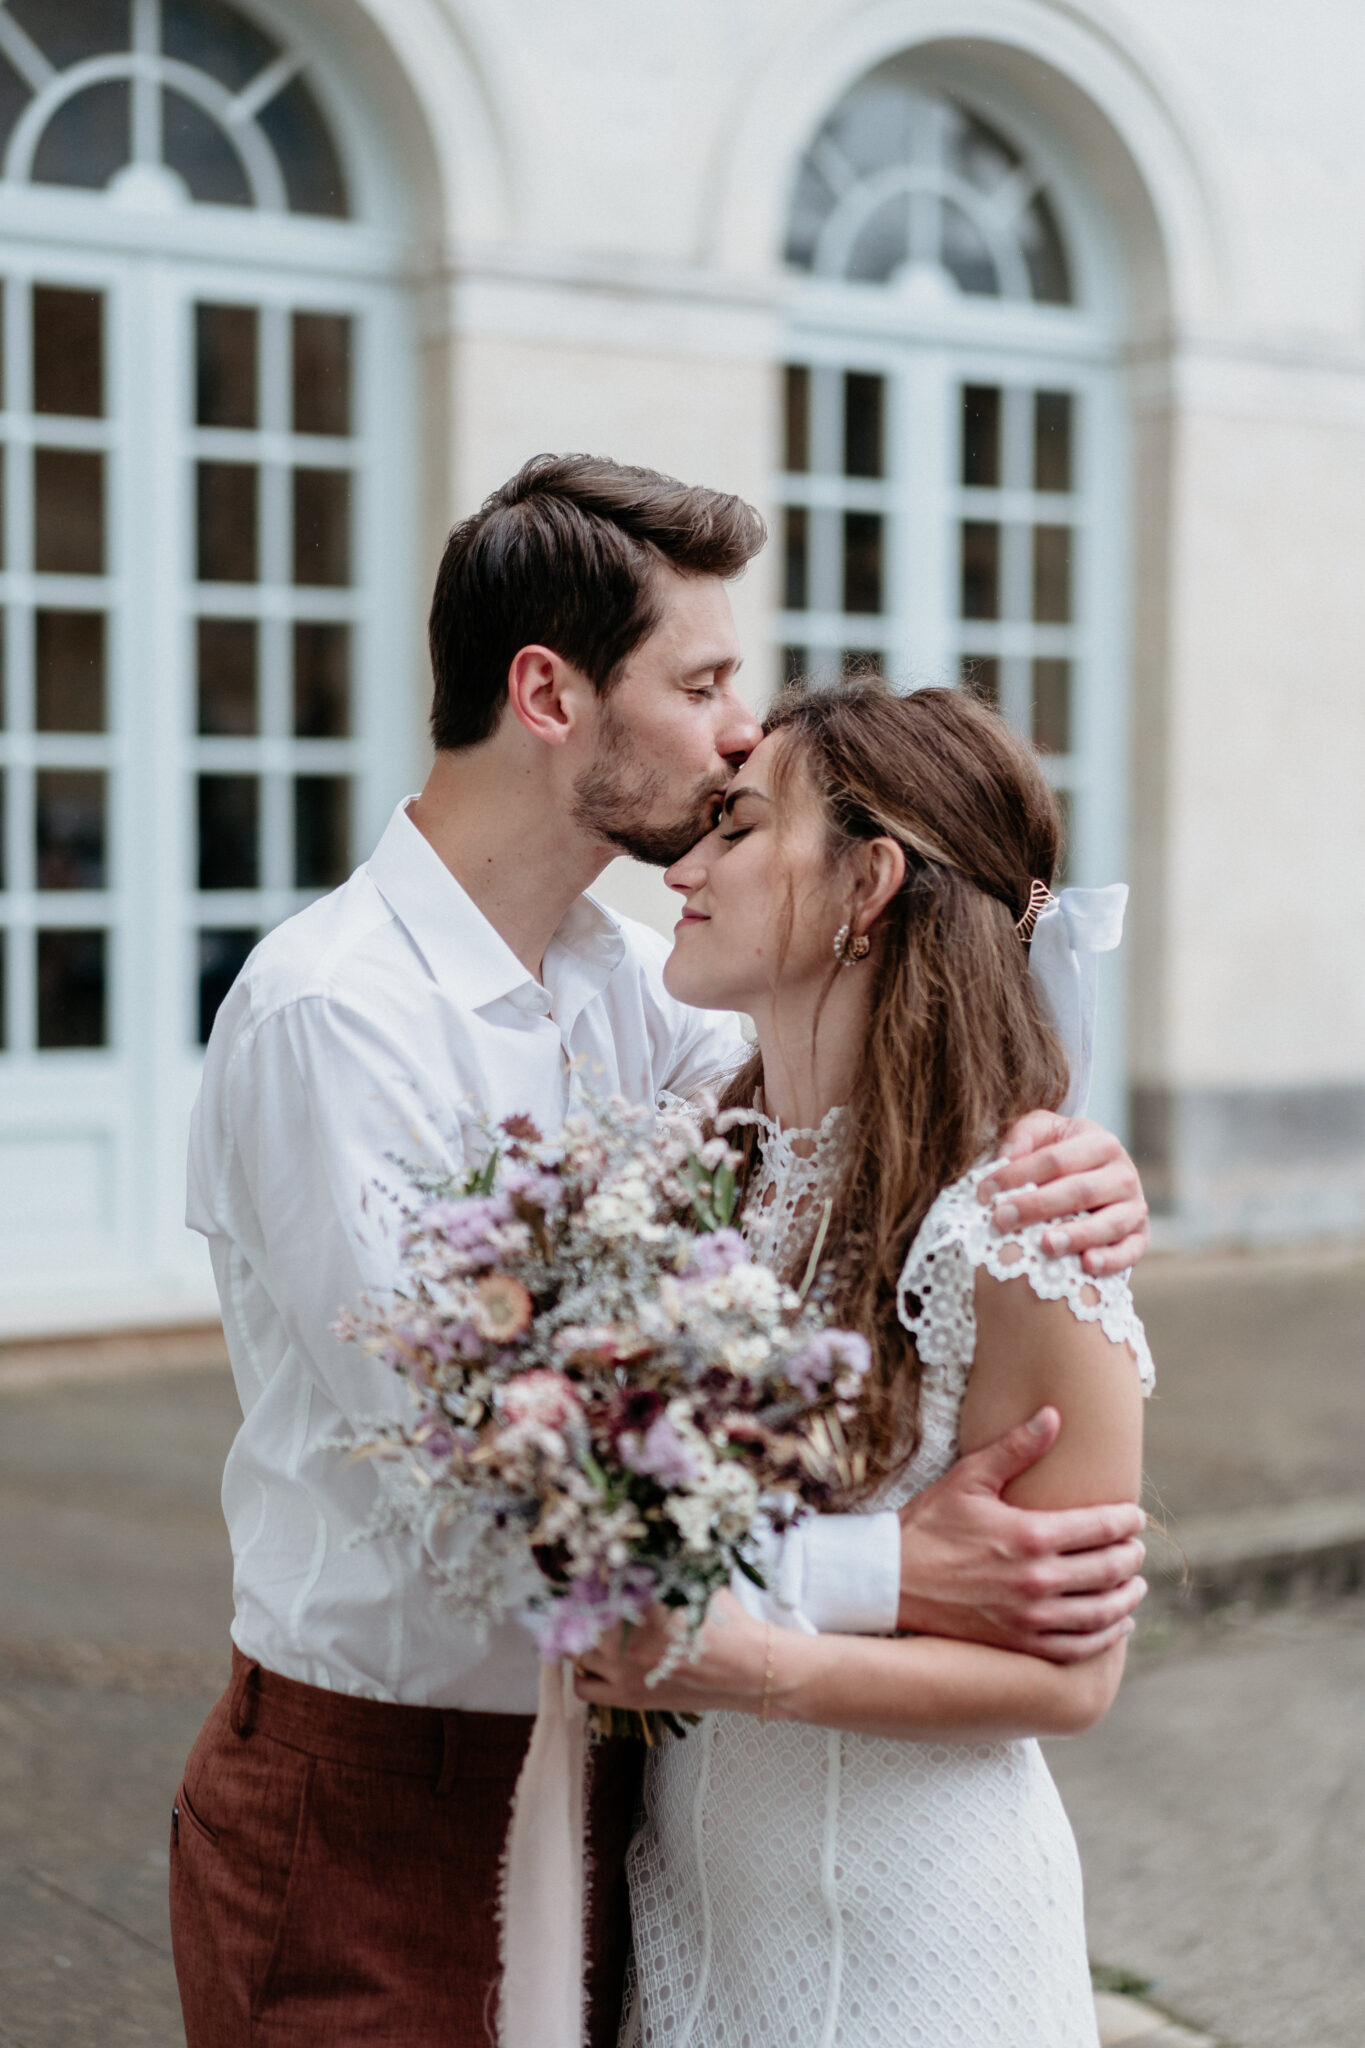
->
[681, 1228, 748, 1281]
[501, 1165, 563, 1210]
[420, 1194, 513, 1270]
[535, 1569, 654, 1660]
[787, 1328, 873, 1402]
[620, 1413, 698, 1489]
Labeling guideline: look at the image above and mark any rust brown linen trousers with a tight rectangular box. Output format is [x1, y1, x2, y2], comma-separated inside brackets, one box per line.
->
[169, 1648, 640, 2047]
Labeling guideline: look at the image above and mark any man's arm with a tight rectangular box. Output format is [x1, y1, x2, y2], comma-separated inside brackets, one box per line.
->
[987, 1111, 1150, 1277]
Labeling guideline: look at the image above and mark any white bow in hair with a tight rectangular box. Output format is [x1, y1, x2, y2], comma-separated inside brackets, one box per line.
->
[1027, 884, 1128, 1117]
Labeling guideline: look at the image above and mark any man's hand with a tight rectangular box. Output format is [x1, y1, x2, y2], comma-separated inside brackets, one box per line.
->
[985, 1111, 1149, 1275]
[896, 1409, 1147, 1660]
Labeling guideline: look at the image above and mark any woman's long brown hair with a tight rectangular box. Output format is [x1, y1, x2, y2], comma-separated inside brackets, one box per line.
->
[716, 676, 1071, 1499]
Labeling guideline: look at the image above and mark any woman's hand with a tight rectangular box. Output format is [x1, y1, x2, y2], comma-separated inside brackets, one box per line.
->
[987, 1112, 1149, 1275]
[572, 1592, 771, 1717]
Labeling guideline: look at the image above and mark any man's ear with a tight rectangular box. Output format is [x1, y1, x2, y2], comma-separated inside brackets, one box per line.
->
[505, 644, 587, 747]
[853, 837, 906, 935]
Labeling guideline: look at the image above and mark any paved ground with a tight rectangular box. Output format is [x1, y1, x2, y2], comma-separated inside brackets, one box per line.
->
[0, 1240, 1362, 2045]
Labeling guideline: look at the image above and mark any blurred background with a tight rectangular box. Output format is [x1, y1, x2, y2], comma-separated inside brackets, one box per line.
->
[0, 4, 1362, 2045]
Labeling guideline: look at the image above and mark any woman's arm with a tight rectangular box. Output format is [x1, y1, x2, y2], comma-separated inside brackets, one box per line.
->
[575, 1268, 1145, 1742]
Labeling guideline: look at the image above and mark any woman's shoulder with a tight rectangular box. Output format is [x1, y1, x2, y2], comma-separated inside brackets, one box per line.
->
[896, 1160, 1154, 1391]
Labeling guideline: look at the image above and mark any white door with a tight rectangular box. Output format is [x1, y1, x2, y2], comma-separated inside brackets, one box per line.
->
[0, 1, 416, 1328]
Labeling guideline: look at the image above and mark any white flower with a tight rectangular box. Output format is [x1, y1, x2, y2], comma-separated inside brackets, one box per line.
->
[666, 1493, 716, 1553]
[721, 1334, 773, 1378]
[701, 1263, 784, 1319]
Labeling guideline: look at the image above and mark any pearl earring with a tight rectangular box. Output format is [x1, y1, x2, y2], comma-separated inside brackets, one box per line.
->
[833, 923, 870, 966]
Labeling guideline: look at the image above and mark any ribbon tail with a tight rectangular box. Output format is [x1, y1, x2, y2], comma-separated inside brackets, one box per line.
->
[498, 1659, 589, 2048]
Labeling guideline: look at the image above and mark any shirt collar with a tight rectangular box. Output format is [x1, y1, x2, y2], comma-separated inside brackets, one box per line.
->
[365, 801, 625, 1017]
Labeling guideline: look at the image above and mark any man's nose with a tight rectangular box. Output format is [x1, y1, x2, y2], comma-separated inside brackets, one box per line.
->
[715, 688, 763, 767]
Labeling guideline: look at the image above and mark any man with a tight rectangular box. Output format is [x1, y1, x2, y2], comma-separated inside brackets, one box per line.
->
[170, 456, 1148, 2047]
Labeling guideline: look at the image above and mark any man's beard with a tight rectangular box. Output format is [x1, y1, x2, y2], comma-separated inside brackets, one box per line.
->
[571, 706, 722, 867]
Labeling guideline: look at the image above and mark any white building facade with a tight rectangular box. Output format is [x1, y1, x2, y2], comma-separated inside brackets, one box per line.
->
[0, 0, 1361, 1331]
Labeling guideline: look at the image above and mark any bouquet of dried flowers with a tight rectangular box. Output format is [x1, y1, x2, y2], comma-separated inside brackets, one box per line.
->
[336, 1093, 870, 1738]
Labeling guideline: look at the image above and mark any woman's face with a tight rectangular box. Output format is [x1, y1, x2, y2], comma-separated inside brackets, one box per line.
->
[662, 733, 843, 1014]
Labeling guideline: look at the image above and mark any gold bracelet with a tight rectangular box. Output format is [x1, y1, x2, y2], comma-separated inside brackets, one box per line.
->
[760, 1621, 775, 1727]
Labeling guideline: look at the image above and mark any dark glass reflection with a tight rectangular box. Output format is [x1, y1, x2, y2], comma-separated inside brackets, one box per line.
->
[162, 0, 278, 91]
[197, 463, 258, 582]
[37, 928, 107, 1049]
[37, 770, 106, 889]
[294, 776, 350, 889]
[36, 612, 106, 732]
[962, 387, 1000, 488]
[844, 373, 883, 479]
[0, 63, 25, 169]
[164, 89, 251, 206]
[846, 193, 909, 285]
[33, 289, 104, 417]
[960, 522, 999, 620]
[1021, 193, 1072, 306]
[197, 618, 257, 735]
[257, 75, 349, 219]
[960, 655, 1000, 708]
[10, 1, 130, 67]
[198, 775, 258, 889]
[32, 81, 130, 190]
[783, 507, 808, 612]
[293, 313, 352, 436]
[196, 304, 257, 429]
[292, 469, 350, 586]
[293, 622, 349, 737]
[198, 926, 256, 1044]
[1033, 526, 1072, 624]
[941, 198, 998, 296]
[1034, 391, 1073, 493]
[35, 450, 105, 574]
[1032, 658, 1071, 753]
[783, 366, 809, 474]
[842, 513, 883, 615]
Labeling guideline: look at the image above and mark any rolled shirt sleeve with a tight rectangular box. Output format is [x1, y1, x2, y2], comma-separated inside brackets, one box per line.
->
[732, 1508, 901, 1636]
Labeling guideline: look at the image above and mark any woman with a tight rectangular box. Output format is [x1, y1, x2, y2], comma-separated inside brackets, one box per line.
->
[575, 677, 1152, 2047]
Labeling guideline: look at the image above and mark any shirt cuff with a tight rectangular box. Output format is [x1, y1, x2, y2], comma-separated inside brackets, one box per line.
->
[796, 1509, 901, 1635]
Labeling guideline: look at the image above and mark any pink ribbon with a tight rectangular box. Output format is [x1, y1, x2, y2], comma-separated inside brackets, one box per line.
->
[498, 1659, 589, 2047]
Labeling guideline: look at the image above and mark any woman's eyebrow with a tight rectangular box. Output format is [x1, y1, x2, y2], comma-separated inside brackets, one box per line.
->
[721, 786, 771, 817]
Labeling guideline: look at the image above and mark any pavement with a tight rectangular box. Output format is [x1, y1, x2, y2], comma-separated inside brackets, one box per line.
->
[0, 1240, 1362, 2046]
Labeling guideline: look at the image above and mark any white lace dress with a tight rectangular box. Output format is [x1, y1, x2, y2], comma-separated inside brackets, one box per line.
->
[624, 1122, 1154, 2048]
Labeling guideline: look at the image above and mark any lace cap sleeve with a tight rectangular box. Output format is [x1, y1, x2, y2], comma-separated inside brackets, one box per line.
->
[895, 1161, 1155, 1393]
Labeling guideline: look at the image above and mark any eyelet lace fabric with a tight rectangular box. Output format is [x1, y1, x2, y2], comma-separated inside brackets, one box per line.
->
[625, 1141, 1153, 2048]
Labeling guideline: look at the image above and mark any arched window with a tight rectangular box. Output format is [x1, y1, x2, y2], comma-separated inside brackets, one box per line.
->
[0, 0, 414, 1320]
[778, 60, 1128, 1004]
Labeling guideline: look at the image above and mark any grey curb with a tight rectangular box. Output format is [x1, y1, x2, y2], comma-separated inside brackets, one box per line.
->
[1095, 1988, 1223, 2045]
[1144, 1494, 1365, 1619]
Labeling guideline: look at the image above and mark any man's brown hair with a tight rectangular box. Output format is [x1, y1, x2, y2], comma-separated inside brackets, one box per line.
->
[427, 454, 766, 750]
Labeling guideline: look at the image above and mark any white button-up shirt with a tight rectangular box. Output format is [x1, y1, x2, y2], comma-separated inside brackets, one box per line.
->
[188, 802, 899, 1712]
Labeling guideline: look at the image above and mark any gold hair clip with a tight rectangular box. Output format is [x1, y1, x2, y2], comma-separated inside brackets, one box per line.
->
[1014, 879, 1058, 942]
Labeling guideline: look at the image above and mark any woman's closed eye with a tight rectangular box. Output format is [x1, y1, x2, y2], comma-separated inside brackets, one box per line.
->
[720, 827, 752, 845]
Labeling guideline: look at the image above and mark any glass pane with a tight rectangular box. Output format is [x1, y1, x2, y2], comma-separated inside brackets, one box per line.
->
[197, 463, 258, 582]
[162, 0, 279, 91]
[37, 928, 107, 1049]
[1033, 526, 1072, 624]
[0, 60, 29, 168]
[198, 774, 258, 889]
[35, 451, 105, 575]
[165, 90, 250, 208]
[0, 448, 5, 569]
[1021, 192, 1072, 306]
[1034, 391, 1073, 493]
[1032, 658, 1071, 753]
[197, 618, 257, 736]
[0, 771, 5, 889]
[293, 314, 352, 436]
[33, 288, 104, 417]
[0, 604, 6, 720]
[292, 468, 350, 586]
[783, 366, 809, 474]
[32, 81, 130, 190]
[293, 621, 349, 738]
[0, 928, 5, 1050]
[36, 611, 106, 732]
[846, 192, 909, 284]
[294, 776, 350, 889]
[960, 522, 999, 620]
[257, 75, 350, 219]
[198, 926, 256, 1044]
[941, 198, 998, 296]
[196, 304, 257, 429]
[960, 655, 1000, 708]
[36, 769, 106, 889]
[844, 373, 883, 479]
[842, 512, 882, 615]
[782, 507, 808, 612]
[947, 108, 1020, 193]
[10, 1, 130, 65]
[962, 387, 1000, 488]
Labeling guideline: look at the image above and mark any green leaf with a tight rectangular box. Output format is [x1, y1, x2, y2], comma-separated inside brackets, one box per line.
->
[733, 1552, 770, 1591]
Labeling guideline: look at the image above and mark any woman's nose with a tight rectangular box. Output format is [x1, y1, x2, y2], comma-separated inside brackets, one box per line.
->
[665, 850, 704, 895]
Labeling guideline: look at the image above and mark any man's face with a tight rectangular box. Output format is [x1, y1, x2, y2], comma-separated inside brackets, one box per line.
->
[570, 568, 763, 867]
